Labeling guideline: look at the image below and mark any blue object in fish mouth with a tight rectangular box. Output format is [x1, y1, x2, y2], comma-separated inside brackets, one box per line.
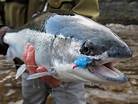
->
[74, 55, 92, 69]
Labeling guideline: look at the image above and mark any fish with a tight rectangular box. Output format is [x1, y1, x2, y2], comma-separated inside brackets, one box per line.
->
[3, 12, 132, 84]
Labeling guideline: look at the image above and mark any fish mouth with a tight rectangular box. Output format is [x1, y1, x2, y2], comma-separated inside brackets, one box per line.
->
[88, 61, 128, 83]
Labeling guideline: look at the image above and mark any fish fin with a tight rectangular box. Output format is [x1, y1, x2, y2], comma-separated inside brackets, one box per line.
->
[15, 64, 26, 79]
[27, 72, 51, 80]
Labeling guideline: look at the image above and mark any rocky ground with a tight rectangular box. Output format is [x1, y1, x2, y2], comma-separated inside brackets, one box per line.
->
[98, 0, 138, 25]
[0, 24, 138, 104]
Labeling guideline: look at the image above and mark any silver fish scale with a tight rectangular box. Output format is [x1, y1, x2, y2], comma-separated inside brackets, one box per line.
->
[19, 29, 80, 69]
[51, 36, 74, 64]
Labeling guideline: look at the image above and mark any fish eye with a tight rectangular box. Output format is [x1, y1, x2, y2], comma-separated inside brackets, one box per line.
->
[80, 46, 90, 55]
[80, 41, 96, 55]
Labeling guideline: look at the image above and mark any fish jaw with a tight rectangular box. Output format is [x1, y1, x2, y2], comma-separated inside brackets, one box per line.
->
[77, 38, 132, 84]
[87, 61, 128, 84]
[52, 62, 128, 84]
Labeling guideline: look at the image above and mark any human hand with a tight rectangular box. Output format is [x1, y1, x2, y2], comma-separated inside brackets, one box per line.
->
[23, 43, 38, 74]
[23, 43, 61, 87]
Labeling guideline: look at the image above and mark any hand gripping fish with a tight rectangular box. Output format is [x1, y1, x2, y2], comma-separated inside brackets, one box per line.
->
[0, 12, 132, 84]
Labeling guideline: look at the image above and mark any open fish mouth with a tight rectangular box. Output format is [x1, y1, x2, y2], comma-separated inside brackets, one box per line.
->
[80, 39, 130, 83]
[88, 61, 128, 83]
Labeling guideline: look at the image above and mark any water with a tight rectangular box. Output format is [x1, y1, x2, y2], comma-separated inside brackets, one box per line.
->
[0, 24, 138, 104]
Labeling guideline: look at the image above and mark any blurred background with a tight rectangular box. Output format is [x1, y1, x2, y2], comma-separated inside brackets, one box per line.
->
[0, 0, 138, 104]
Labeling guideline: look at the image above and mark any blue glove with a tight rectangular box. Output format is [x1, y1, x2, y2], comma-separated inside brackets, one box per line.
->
[74, 55, 92, 69]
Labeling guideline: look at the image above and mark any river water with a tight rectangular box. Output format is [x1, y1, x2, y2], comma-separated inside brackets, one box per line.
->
[0, 24, 138, 104]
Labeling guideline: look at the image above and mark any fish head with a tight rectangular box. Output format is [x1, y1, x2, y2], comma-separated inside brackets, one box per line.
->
[77, 26, 133, 84]
[46, 14, 133, 84]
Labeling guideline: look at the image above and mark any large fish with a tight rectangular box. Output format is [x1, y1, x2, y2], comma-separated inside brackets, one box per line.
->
[2, 12, 132, 84]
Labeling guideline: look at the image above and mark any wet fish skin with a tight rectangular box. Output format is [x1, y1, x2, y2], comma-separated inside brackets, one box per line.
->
[2, 12, 133, 84]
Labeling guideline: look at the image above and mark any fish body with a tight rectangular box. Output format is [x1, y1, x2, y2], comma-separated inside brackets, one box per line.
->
[3, 12, 132, 84]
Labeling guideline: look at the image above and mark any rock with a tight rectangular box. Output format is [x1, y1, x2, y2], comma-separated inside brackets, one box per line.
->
[98, 0, 138, 25]
[86, 88, 138, 104]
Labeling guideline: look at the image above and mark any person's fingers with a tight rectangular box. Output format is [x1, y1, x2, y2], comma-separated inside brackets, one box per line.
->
[27, 44, 34, 52]
[36, 66, 61, 87]
[41, 76, 61, 88]
[23, 45, 29, 62]
[27, 45, 37, 73]
[25, 43, 31, 49]
[22, 43, 61, 87]
[23, 44, 37, 74]
[26, 45, 35, 65]
[23, 43, 31, 62]
[36, 66, 48, 73]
